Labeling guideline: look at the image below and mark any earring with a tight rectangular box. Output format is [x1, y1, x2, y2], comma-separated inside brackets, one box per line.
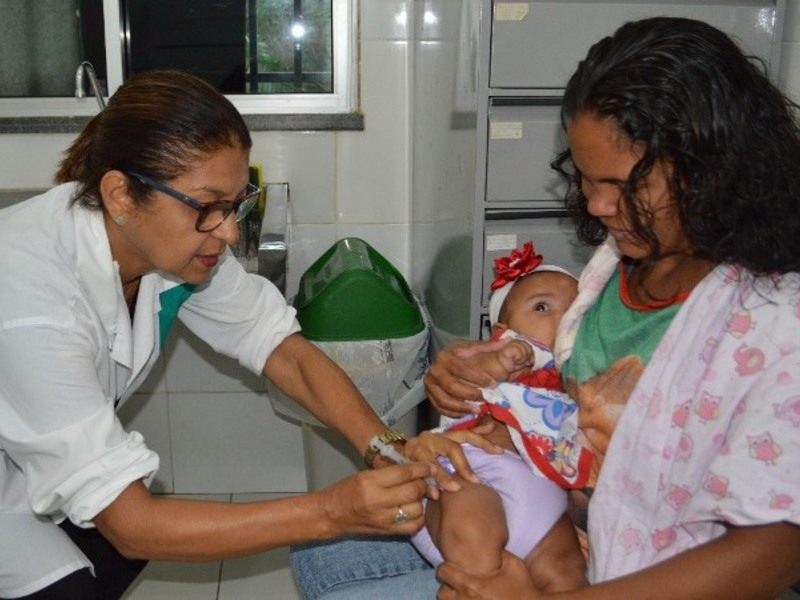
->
[114, 215, 125, 225]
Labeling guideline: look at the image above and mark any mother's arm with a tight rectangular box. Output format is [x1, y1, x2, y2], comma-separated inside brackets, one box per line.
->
[437, 521, 800, 599]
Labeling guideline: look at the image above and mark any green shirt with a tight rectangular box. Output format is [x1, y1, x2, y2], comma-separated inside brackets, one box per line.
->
[561, 265, 684, 384]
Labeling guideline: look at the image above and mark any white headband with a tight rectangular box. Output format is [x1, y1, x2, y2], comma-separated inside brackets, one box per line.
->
[488, 264, 577, 326]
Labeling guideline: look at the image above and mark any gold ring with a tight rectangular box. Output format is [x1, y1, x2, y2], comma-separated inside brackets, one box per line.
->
[393, 506, 409, 525]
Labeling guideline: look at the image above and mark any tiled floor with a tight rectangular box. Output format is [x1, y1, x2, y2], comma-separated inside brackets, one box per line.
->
[121, 494, 303, 600]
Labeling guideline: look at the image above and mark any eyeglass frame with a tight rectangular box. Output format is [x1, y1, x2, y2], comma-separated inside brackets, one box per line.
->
[126, 171, 261, 233]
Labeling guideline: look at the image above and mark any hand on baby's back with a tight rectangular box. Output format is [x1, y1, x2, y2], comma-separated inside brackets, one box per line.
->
[567, 355, 644, 458]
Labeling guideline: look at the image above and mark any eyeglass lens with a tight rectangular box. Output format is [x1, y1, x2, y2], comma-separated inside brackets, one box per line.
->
[196, 187, 260, 232]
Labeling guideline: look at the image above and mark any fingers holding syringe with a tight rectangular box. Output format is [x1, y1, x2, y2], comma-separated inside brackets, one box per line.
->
[403, 432, 487, 498]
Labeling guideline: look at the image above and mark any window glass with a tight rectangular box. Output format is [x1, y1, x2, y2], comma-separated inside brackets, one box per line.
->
[123, 0, 332, 95]
[0, 0, 351, 116]
[249, 0, 333, 94]
[0, 0, 106, 98]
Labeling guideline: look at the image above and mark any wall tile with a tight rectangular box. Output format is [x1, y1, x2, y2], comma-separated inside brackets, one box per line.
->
[0, 134, 74, 188]
[413, 0, 463, 42]
[122, 493, 230, 600]
[117, 391, 173, 493]
[250, 131, 337, 224]
[784, 0, 799, 42]
[361, 0, 411, 40]
[219, 493, 303, 600]
[336, 40, 409, 224]
[136, 354, 167, 394]
[163, 323, 266, 394]
[780, 41, 800, 102]
[169, 391, 306, 494]
[219, 547, 300, 600]
[123, 559, 222, 599]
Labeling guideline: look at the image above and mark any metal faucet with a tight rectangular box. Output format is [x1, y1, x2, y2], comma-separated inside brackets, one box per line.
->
[75, 61, 106, 111]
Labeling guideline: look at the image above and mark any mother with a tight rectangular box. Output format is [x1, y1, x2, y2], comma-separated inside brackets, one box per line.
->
[292, 17, 800, 599]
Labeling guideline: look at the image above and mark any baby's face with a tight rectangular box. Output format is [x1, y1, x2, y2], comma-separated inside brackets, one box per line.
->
[501, 271, 578, 347]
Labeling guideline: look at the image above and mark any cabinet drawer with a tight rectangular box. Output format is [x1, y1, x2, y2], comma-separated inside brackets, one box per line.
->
[486, 102, 565, 203]
[491, 0, 781, 90]
[481, 214, 593, 308]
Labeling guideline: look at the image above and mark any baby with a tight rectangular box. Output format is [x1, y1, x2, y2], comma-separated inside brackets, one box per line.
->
[411, 242, 589, 589]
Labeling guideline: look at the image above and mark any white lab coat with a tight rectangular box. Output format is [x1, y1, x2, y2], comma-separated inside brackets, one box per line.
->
[0, 183, 299, 596]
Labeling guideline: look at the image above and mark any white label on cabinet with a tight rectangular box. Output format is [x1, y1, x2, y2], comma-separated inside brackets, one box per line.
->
[486, 234, 518, 252]
[490, 122, 523, 140]
[494, 3, 529, 21]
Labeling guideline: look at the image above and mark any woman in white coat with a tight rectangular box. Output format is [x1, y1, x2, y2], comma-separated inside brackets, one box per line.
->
[0, 70, 477, 599]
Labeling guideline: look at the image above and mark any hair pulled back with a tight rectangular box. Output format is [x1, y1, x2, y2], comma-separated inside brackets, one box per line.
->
[57, 70, 252, 209]
[552, 17, 800, 276]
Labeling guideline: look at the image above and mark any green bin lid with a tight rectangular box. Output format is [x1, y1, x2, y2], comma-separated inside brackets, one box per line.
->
[294, 238, 425, 341]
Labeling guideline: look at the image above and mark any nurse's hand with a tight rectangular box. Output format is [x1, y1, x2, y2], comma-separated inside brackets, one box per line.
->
[436, 550, 541, 599]
[425, 339, 515, 418]
[403, 427, 504, 498]
[316, 462, 432, 536]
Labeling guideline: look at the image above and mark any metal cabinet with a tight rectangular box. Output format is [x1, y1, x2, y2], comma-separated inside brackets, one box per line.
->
[486, 101, 565, 203]
[490, 0, 784, 90]
[469, 0, 785, 338]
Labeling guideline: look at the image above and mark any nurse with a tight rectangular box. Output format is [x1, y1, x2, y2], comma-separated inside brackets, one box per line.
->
[0, 70, 475, 599]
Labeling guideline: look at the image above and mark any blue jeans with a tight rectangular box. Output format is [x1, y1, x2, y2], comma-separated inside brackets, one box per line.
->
[290, 535, 438, 600]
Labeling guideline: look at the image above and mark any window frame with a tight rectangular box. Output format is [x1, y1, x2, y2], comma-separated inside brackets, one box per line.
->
[0, 0, 357, 117]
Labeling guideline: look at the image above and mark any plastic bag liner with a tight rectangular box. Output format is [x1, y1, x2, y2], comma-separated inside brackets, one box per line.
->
[267, 298, 430, 428]
[267, 237, 431, 428]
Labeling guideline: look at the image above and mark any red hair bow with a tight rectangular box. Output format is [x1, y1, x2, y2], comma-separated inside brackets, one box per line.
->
[490, 241, 543, 291]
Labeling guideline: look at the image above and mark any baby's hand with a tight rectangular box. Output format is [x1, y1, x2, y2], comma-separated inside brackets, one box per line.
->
[496, 339, 534, 377]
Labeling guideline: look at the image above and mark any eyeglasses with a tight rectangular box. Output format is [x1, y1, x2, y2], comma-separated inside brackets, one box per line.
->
[127, 171, 261, 233]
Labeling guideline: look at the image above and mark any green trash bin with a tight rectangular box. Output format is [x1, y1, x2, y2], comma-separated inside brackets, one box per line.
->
[293, 237, 425, 341]
[268, 238, 430, 490]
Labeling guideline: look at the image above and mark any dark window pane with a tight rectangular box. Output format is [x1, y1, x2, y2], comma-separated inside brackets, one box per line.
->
[0, 0, 106, 98]
[123, 0, 333, 95]
[123, 0, 247, 93]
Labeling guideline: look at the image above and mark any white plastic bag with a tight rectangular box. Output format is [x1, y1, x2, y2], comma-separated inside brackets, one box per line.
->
[268, 300, 430, 428]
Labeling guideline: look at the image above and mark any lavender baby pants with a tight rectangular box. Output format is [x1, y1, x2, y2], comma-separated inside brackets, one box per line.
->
[411, 443, 568, 566]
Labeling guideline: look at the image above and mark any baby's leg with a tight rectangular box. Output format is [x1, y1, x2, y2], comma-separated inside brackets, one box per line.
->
[523, 513, 588, 592]
[425, 477, 508, 574]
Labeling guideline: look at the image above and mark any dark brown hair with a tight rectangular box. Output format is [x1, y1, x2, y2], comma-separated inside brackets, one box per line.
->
[552, 17, 800, 276]
[57, 70, 252, 209]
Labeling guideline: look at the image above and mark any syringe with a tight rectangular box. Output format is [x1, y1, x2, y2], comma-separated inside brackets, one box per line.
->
[369, 435, 438, 488]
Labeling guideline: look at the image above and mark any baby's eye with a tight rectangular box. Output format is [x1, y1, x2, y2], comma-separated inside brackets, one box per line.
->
[534, 302, 551, 312]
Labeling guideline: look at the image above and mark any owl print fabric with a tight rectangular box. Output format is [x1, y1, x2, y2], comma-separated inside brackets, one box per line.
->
[574, 256, 800, 581]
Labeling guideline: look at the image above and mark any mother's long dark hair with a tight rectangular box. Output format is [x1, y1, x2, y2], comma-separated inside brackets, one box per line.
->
[552, 17, 800, 276]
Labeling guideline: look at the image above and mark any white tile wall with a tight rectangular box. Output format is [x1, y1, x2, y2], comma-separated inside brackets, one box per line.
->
[118, 391, 174, 493]
[780, 0, 800, 101]
[250, 132, 337, 225]
[0, 133, 73, 188]
[163, 323, 266, 394]
[168, 389, 306, 494]
[361, 0, 411, 41]
[335, 38, 410, 225]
